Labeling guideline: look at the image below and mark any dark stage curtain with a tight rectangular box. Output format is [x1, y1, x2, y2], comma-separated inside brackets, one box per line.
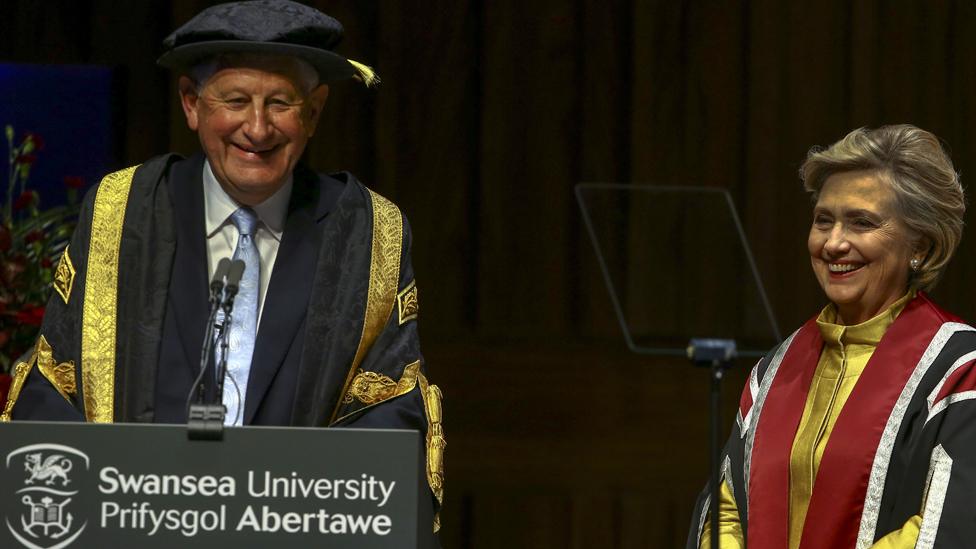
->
[3, 1, 976, 546]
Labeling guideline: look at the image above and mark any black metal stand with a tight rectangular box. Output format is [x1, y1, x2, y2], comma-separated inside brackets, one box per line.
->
[688, 338, 735, 549]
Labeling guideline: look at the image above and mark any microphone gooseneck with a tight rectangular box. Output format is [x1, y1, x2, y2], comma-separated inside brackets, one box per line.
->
[186, 257, 234, 419]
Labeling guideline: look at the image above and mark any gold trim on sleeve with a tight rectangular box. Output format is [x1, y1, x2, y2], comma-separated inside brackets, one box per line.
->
[418, 373, 446, 533]
[0, 348, 39, 422]
[34, 335, 76, 404]
[332, 359, 445, 533]
[342, 370, 397, 404]
[330, 188, 403, 422]
[82, 165, 139, 423]
[342, 361, 421, 406]
[397, 280, 419, 325]
[53, 245, 75, 304]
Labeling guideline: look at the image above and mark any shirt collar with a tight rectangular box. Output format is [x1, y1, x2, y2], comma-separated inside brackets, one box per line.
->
[816, 289, 916, 347]
[202, 160, 292, 240]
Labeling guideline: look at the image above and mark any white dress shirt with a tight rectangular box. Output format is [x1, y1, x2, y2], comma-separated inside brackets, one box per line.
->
[202, 161, 292, 328]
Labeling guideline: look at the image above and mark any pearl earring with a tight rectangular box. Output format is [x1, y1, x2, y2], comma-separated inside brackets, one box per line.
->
[910, 258, 921, 271]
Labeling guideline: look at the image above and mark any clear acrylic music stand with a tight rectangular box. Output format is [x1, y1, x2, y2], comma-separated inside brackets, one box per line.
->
[575, 183, 782, 548]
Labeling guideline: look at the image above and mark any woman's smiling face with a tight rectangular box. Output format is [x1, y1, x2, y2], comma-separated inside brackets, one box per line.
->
[808, 170, 918, 325]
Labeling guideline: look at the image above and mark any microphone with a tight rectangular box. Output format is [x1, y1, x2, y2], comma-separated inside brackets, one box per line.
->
[224, 259, 246, 301]
[209, 258, 231, 303]
[214, 259, 246, 407]
[186, 257, 234, 429]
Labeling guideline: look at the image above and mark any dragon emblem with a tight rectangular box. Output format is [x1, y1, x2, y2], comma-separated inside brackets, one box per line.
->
[23, 453, 73, 487]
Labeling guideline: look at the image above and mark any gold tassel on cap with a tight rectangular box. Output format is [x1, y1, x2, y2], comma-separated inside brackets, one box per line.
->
[348, 58, 381, 87]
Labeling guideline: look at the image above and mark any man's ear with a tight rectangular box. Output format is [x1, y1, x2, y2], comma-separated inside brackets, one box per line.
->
[178, 76, 201, 131]
[303, 84, 330, 137]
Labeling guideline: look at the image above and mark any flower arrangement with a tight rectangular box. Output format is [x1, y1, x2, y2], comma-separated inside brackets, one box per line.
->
[0, 125, 83, 401]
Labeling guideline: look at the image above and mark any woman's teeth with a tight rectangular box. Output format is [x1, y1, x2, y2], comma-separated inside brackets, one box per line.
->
[829, 263, 862, 273]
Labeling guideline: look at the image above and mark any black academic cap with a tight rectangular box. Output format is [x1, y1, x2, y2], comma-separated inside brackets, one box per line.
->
[157, 0, 378, 86]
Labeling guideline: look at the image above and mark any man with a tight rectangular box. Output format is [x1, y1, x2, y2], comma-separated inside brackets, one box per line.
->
[0, 0, 443, 537]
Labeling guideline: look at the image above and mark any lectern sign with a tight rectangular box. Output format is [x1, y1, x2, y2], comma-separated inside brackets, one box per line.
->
[0, 422, 425, 548]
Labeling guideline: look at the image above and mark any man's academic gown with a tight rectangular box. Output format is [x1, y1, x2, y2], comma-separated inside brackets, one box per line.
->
[1, 154, 444, 535]
[687, 293, 976, 548]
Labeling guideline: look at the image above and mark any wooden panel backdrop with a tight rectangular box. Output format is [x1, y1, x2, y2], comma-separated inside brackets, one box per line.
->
[3, 1, 976, 546]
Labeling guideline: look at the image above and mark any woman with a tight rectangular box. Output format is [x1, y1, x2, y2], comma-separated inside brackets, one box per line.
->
[689, 125, 975, 549]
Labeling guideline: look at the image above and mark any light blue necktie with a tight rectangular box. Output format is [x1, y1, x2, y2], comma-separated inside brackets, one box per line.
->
[221, 207, 259, 425]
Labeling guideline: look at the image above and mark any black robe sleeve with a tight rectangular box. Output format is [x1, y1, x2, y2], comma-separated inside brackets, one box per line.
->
[327, 214, 444, 548]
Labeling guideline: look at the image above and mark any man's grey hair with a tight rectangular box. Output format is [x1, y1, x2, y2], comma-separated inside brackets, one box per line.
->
[800, 124, 966, 292]
[188, 53, 320, 94]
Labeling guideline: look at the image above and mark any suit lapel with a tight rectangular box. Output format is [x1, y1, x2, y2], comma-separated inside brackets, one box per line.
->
[166, 155, 210, 379]
[243, 166, 338, 423]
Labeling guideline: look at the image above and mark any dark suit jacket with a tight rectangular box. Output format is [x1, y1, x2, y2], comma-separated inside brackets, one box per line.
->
[153, 154, 345, 424]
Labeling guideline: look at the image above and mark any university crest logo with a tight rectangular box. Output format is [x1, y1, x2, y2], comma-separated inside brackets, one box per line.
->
[5, 444, 88, 549]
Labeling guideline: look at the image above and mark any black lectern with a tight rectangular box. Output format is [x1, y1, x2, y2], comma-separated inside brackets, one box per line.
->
[0, 422, 432, 548]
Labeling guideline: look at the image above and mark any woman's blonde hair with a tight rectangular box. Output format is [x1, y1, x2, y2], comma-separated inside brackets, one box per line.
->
[800, 124, 965, 291]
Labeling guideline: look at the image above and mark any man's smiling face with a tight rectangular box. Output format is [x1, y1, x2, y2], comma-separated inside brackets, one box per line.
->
[179, 57, 329, 206]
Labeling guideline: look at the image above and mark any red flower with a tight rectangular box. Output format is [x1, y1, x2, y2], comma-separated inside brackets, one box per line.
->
[0, 225, 10, 252]
[27, 133, 44, 151]
[12, 191, 34, 211]
[15, 153, 37, 166]
[15, 305, 45, 326]
[63, 176, 85, 189]
[1, 256, 26, 286]
[0, 374, 10, 412]
[24, 230, 44, 244]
